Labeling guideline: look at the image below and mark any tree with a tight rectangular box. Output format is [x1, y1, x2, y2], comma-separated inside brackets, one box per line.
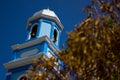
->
[27, 0, 120, 79]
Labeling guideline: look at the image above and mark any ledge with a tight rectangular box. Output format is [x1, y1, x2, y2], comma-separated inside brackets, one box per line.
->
[3, 53, 44, 70]
[11, 36, 58, 54]
[26, 14, 64, 31]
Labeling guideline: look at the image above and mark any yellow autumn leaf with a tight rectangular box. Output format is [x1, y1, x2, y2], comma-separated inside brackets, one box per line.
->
[96, 42, 101, 48]
[74, 37, 79, 42]
[95, 19, 99, 26]
[83, 46, 87, 54]
[80, 37, 86, 41]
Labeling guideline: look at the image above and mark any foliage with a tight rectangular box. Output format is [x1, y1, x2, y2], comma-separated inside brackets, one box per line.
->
[60, 0, 120, 79]
[26, 55, 56, 80]
[27, 0, 120, 80]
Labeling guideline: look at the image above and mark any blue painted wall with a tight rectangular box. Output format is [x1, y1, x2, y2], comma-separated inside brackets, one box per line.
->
[27, 18, 61, 49]
[11, 71, 25, 80]
[6, 64, 31, 80]
[13, 42, 45, 60]
[39, 21, 51, 38]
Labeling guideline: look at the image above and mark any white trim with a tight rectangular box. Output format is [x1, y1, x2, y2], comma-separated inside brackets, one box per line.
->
[26, 13, 64, 31]
[11, 36, 59, 54]
[4, 53, 44, 70]
[5, 37, 59, 70]
[17, 74, 28, 80]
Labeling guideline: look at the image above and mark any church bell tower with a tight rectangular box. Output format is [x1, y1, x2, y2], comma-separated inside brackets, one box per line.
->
[4, 9, 63, 80]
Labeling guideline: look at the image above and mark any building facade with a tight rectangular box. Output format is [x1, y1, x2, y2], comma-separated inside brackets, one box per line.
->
[4, 9, 64, 80]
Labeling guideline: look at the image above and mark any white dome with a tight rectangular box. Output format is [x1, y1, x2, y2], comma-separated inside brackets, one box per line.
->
[33, 9, 60, 22]
[26, 9, 63, 30]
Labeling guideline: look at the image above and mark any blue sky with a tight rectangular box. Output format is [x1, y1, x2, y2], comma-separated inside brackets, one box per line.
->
[0, 0, 90, 80]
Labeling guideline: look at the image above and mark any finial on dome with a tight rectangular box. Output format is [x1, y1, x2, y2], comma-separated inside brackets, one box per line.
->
[47, 7, 50, 10]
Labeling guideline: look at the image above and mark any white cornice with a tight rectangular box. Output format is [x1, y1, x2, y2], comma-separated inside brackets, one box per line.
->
[11, 36, 58, 54]
[26, 13, 64, 31]
[3, 53, 44, 70]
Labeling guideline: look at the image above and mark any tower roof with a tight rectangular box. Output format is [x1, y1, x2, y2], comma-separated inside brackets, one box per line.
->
[26, 9, 63, 31]
[33, 9, 60, 22]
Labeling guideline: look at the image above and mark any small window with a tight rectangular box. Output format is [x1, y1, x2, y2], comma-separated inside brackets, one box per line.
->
[30, 24, 38, 39]
[53, 29, 58, 43]
[19, 76, 27, 80]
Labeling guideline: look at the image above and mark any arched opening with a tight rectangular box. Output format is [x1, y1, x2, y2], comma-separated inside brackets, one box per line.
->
[30, 24, 38, 39]
[53, 29, 58, 43]
[19, 76, 27, 80]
